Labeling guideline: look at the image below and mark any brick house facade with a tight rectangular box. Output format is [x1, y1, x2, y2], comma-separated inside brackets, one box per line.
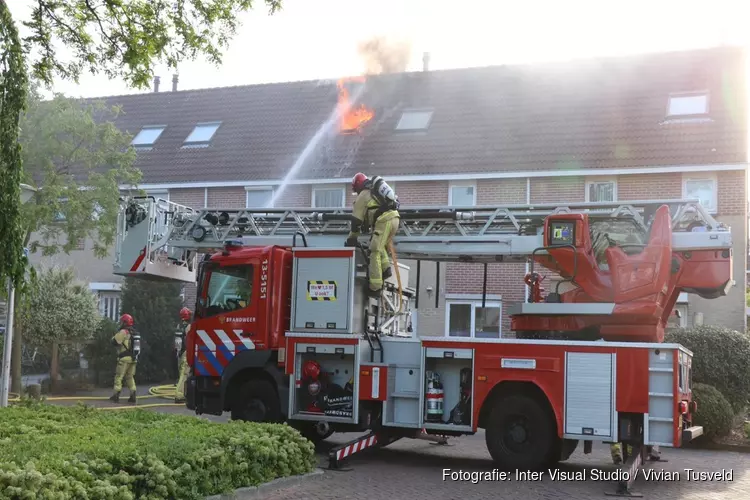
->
[29, 46, 748, 335]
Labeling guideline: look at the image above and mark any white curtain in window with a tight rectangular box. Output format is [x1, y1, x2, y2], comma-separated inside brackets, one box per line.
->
[314, 189, 344, 208]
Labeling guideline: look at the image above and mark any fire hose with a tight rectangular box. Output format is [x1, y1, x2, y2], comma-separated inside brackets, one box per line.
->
[6, 384, 183, 410]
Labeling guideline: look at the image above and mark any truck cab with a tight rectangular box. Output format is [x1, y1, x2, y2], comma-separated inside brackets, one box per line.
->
[185, 243, 293, 421]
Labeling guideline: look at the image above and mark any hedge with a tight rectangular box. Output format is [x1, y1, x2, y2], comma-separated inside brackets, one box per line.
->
[0, 402, 316, 499]
[691, 383, 734, 440]
[665, 325, 750, 413]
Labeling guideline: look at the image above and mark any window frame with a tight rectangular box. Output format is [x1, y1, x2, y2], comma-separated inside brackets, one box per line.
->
[131, 125, 166, 148]
[183, 121, 222, 146]
[395, 109, 434, 131]
[585, 178, 618, 203]
[96, 291, 122, 321]
[448, 181, 477, 207]
[245, 186, 275, 209]
[312, 185, 346, 208]
[444, 294, 502, 339]
[667, 92, 709, 117]
[682, 175, 717, 214]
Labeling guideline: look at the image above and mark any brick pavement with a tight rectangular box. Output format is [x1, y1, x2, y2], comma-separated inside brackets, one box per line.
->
[265, 431, 750, 500]
[44, 390, 750, 500]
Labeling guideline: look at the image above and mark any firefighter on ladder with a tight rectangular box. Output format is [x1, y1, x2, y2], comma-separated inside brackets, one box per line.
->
[345, 172, 400, 296]
[174, 307, 192, 403]
[109, 313, 139, 404]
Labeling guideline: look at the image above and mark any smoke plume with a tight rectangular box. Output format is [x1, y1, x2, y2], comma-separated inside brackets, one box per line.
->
[357, 36, 412, 74]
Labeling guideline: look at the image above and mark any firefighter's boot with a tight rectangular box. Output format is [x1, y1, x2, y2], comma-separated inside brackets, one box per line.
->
[610, 443, 623, 465]
[109, 391, 120, 403]
[127, 392, 137, 404]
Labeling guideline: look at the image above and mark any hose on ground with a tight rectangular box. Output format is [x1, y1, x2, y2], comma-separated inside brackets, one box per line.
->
[6, 384, 181, 410]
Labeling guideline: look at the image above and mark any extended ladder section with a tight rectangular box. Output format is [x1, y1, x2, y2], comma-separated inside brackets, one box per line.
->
[113, 196, 731, 283]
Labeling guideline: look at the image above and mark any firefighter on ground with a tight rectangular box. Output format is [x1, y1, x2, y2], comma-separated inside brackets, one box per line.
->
[345, 172, 400, 296]
[109, 313, 139, 404]
[174, 307, 192, 403]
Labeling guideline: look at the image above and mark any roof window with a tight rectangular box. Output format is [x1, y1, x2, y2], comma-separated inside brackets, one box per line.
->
[395, 110, 433, 131]
[667, 93, 708, 116]
[131, 126, 165, 147]
[184, 122, 221, 147]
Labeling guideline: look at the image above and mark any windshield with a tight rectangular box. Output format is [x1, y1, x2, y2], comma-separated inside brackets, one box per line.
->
[200, 264, 254, 318]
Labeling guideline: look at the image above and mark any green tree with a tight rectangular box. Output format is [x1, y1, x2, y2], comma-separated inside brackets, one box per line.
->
[119, 277, 183, 384]
[18, 266, 100, 352]
[8, 86, 141, 392]
[3, 0, 284, 392]
[0, 0, 284, 349]
[20, 84, 141, 257]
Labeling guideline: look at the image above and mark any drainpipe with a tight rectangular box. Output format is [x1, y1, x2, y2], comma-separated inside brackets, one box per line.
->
[525, 177, 531, 303]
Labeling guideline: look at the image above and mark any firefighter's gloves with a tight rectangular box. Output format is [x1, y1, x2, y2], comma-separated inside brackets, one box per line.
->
[345, 237, 358, 247]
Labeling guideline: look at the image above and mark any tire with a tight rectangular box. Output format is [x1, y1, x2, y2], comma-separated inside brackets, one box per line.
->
[290, 421, 334, 443]
[230, 379, 281, 423]
[485, 394, 558, 470]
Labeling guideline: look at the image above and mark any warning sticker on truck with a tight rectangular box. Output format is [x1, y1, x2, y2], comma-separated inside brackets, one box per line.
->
[307, 281, 337, 301]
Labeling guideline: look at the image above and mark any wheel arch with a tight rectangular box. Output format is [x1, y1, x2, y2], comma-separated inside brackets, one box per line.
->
[221, 350, 288, 415]
[477, 380, 561, 437]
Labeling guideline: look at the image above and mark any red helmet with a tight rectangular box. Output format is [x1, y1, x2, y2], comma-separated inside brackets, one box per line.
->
[352, 172, 367, 193]
[120, 313, 134, 327]
[179, 307, 192, 320]
[302, 360, 321, 381]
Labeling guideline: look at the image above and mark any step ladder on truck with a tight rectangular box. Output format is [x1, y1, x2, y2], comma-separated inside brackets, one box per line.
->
[113, 196, 732, 496]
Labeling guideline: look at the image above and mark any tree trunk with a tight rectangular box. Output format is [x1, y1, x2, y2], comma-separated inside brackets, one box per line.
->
[10, 289, 21, 394]
[10, 228, 35, 394]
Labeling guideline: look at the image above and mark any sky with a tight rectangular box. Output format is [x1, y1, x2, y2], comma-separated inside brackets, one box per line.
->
[8, 0, 750, 99]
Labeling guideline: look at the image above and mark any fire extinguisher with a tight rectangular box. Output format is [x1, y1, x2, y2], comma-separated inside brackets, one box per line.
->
[425, 371, 444, 422]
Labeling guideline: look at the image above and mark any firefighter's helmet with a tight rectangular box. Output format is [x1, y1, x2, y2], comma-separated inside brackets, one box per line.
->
[352, 172, 368, 193]
[303, 360, 321, 381]
[179, 307, 192, 321]
[119, 313, 134, 327]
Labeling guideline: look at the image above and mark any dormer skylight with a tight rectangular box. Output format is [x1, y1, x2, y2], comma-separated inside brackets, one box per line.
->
[184, 122, 221, 147]
[131, 126, 165, 148]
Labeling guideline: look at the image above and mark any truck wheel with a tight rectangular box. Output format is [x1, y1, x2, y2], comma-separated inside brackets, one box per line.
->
[485, 394, 557, 470]
[290, 421, 334, 443]
[231, 379, 281, 423]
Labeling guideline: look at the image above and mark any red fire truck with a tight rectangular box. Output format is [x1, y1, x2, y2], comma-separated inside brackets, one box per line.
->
[114, 197, 732, 495]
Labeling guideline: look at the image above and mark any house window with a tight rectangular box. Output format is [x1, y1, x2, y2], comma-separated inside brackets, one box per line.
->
[586, 180, 617, 202]
[245, 187, 275, 209]
[145, 189, 169, 201]
[668, 93, 708, 116]
[683, 176, 717, 212]
[313, 187, 346, 208]
[395, 110, 433, 131]
[449, 183, 476, 207]
[184, 122, 221, 146]
[98, 292, 122, 321]
[445, 297, 502, 339]
[131, 126, 165, 148]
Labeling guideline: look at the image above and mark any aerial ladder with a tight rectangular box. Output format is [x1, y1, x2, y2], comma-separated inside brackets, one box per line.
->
[113, 196, 731, 492]
[114, 196, 733, 344]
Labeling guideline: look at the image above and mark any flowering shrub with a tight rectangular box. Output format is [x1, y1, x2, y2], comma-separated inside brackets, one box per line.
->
[0, 402, 316, 499]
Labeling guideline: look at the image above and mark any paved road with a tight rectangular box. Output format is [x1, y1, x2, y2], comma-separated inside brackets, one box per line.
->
[44, 390, 750, 500]
[266, 431, 750, 500]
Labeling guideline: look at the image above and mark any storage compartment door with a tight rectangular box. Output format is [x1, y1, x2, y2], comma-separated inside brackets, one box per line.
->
[289, 342, 359, 424]
[292, 250, 355, 332]
[564, 352, 616, 440]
